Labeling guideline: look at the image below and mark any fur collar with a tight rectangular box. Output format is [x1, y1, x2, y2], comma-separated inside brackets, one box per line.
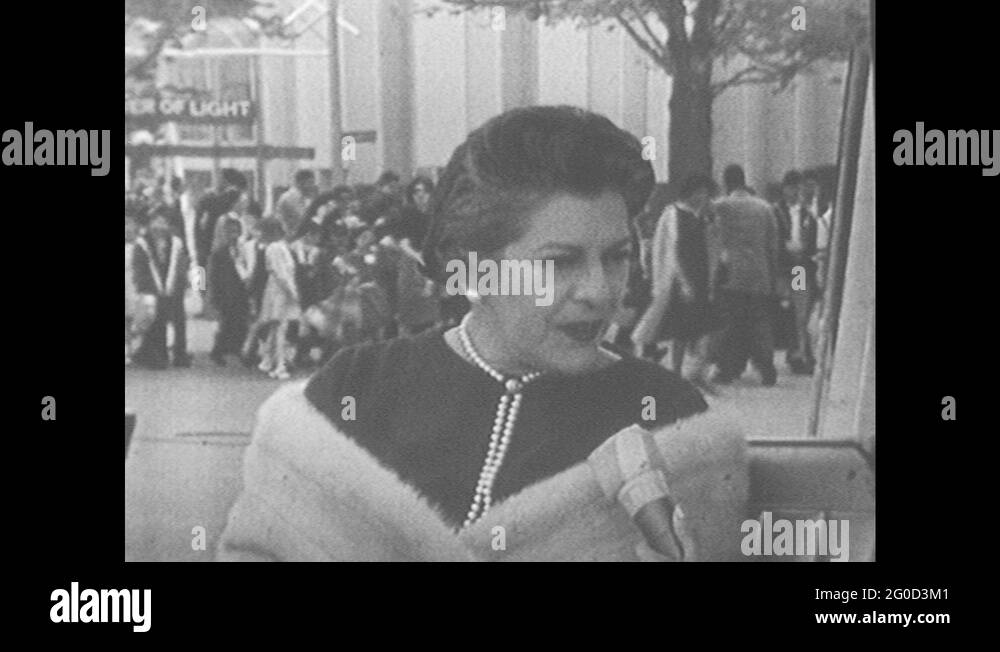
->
[217, 382, 749, 562]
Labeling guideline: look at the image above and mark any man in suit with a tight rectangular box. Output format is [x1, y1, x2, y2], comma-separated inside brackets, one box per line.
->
[275, 169, 318, 242]
[774, 170, 819, 374]
[708, 165, 781, 386]
[196, 169, 247, 272]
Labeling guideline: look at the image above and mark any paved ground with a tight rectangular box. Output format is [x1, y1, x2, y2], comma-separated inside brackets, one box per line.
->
[125, 316, 816, 443]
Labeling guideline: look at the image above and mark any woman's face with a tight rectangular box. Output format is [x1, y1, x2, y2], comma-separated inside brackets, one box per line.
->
[412, 183, 431, 212]
[474, 190, 632, 376]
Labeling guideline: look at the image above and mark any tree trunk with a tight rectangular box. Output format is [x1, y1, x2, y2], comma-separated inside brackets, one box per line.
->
[667, 62, 713, 186]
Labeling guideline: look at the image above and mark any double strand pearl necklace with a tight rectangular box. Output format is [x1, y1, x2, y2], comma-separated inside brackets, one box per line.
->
[457, 315, 541, 529]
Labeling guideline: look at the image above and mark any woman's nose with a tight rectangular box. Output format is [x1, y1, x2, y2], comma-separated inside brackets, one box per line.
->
[572, 261, 615, 307]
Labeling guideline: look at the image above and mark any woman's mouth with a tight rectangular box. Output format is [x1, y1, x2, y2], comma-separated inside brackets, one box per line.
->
[557, 320, 606, 344]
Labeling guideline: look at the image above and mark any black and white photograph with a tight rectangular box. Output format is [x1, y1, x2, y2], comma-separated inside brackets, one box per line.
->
[123, 0, 875, 563]
[14, 0, 1000, 633]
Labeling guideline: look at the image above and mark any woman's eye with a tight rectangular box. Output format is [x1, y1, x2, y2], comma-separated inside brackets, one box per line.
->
[549, 255, 578, 268]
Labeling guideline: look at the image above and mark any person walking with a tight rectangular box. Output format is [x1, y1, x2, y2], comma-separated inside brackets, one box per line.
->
[774, 170, 819, 374]
[634, 174, 719, 390]
[708, 165, 781, 386]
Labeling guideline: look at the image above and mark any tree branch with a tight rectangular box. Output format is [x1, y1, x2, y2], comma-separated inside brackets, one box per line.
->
[634, 8, 665, 57]
[615, 13, 673, 75]
[126, 23, 176, 81]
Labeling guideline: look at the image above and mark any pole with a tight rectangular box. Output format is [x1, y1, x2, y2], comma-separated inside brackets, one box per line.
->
[328, 0, 345, 184]
[806, 47, 871, 436]
[253, 41, 267, 205]
[206, 56, 220, 185]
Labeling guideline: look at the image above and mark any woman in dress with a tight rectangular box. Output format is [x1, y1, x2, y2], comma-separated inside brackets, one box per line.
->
[257, 218, 299, 380]
[219, 106, 712, 561]
[633, 174, 719, 390]
[207, 216, 250, 366]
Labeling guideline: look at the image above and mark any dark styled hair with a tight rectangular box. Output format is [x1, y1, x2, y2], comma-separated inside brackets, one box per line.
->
[258, 217, 285, 243]
[678, 173, 715, 199]
[723, 164, 746, 191]
[421, 105, 654, 282]
[377, 170, 400, 186]
[407, 175, 434, 202]
[782, 170, 802, 187]
[221, 168, 247, 190]
[294, 169, 315, 185]
[332, 184, 354, 202]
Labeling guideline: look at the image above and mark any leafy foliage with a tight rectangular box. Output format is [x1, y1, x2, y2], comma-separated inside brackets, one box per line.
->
[125, 0, 284, 82]
[431, 0, 868, 96]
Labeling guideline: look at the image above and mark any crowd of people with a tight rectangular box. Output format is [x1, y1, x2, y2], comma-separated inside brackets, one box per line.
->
[125, 159, 834, 388]
[125, 167, 466, 378]
[613, 163, 835, 392]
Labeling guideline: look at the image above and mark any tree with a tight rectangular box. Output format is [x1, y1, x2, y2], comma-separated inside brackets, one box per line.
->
[432, 0, 868, 184]
[125, 0, 283, 85]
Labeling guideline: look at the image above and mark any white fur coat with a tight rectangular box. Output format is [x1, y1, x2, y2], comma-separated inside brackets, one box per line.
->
[216, 382, 749, 562]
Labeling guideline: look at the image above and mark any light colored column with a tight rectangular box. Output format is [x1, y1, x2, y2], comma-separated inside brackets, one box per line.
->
[711, 58, 748, 182]
[645, 62, 670, 181]
[619, 32, 649, 140]
[499, 10, 537, 110]
[412, 3, 467, 168]
[464, 10, 500, 131]
[376, 0, 415, 178]
[741, 81, 769, 191]
[340, 0, 379, 183]
[588, 23, 622, 123]
[537, 20, 587, 107]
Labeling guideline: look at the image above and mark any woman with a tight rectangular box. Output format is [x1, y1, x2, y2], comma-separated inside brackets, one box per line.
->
[256, 218, 299, 380]
[633, 174, 720, 391]
[208, 216, 250, 366]
[396, 175, 434, 247]
[219, 106, 710, 561]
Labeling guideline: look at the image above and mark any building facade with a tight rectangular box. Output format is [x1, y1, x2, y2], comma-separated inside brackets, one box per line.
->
[150, 0, 847, 202]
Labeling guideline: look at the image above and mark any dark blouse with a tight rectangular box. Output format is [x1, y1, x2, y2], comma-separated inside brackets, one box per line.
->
[304, 327, 707, 528]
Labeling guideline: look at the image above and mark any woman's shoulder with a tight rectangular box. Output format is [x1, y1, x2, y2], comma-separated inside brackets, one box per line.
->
[304, 330, 445, 420]
[601, 346, 708, 425]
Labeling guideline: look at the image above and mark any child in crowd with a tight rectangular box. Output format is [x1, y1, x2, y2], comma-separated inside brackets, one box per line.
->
[289, 222, 325, 368]
[208, 216, 251, 366]
[256, 218, 299, 380]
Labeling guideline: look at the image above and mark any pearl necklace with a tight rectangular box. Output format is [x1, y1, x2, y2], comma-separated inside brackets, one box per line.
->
[457, 315, 541, 529]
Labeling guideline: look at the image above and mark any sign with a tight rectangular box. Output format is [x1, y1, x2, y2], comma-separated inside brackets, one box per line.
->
[125, 96, 256, 126]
